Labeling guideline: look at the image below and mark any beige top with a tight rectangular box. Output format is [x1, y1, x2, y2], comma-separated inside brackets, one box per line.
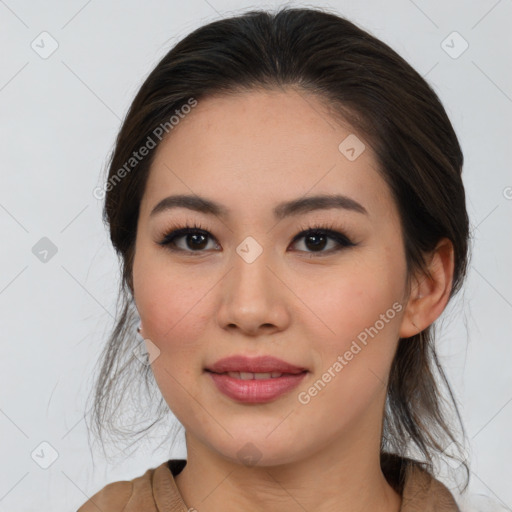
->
[77, 454, 461, 511]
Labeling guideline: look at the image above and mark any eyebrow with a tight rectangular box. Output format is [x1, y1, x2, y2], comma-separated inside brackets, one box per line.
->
[149, 193, 368, 220]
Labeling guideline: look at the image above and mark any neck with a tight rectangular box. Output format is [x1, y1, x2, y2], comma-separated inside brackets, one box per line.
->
[174, 429, 402, 512]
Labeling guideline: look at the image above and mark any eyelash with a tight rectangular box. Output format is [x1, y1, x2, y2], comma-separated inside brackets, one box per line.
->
[157, 220, 356, 257]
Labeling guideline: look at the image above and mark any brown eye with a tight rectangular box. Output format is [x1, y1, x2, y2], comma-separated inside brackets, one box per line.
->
[157, 223, 356, 257]
[290, 227, 355, 256]
[159, 227, 219, 253]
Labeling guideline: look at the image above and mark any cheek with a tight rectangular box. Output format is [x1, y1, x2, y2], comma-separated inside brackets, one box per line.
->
[133, 257, 212, 418]
[304, 264, 397, 340]
[300, 261, 403, 401]
[294, 274, 402, 425]
[133, 252, 213, 359]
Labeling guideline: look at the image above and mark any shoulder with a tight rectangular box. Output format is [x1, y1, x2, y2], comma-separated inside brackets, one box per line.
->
[381, 453, 461, 511]
[77, 464, 162, 512]
[401, 460, 461, 511]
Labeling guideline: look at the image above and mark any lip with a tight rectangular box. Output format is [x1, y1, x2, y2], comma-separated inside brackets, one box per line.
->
[205, 355, 307, 374]
[205, 355, 308, 403]
[207, 371, 308, 403]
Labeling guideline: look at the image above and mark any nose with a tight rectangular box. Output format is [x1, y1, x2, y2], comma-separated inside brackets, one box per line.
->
[216, 245, 291, 337]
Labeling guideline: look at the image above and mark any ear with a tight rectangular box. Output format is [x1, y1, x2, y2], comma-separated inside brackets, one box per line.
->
[398, 237, 455, 339]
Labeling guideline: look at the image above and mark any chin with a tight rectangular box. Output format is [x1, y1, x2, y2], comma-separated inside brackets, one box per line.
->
[204, 430, 308, 468]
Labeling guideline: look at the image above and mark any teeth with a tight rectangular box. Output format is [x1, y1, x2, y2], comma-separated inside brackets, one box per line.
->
[226, 371, 284, 379]
[254, 372, 272, 380]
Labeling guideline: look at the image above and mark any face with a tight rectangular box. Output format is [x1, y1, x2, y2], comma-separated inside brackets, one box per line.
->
[132, 88, 410, 467]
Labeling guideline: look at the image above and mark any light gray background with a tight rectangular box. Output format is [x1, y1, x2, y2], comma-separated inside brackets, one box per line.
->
[1, 1, 511, 511]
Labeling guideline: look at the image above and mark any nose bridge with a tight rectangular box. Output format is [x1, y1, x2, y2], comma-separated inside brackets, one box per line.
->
[217, 233, 288, 332]
[230, 234, 276, 300]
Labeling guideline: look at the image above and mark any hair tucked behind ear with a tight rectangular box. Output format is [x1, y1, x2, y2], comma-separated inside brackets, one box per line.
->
[86, 6, 472, 490]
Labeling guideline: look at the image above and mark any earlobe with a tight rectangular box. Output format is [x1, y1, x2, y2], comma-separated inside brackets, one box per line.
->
[398, 284, 423, 339]
[398, 238, 454, 339]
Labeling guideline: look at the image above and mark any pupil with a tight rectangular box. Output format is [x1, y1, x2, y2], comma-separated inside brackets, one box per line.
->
[189, 233, 207, 250]
[306, 234, 326, 251]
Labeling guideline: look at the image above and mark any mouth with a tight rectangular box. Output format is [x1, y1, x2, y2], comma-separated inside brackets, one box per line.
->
[205, 370, 308, 403]
[204, 355, 309, 403]
[205, 354, 307, 375]
[205, 370, 304, 380]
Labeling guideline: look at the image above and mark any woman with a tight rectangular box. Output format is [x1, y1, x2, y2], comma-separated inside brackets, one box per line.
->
[78, 6, 472, 511]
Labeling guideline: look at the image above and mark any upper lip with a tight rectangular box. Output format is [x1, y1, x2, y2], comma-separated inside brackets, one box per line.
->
[206, 355, 307, 374]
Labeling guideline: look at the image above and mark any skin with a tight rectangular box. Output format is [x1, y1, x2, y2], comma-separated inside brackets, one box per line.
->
[132, 87, 454, 512]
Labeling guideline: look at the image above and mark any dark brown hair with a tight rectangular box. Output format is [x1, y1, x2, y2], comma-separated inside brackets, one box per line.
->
[87, 6, 472, 489]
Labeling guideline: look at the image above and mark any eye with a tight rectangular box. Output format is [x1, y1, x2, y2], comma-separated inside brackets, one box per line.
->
[157, 222, 219, 255]
[289, 222, 356, 256]
[157, 221, 356, 257]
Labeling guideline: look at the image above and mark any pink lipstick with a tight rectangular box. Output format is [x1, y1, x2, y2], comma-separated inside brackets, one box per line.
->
[205, 355, 308, 403]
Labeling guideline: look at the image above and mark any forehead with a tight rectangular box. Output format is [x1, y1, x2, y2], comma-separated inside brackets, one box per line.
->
[141, 88, 397, 225]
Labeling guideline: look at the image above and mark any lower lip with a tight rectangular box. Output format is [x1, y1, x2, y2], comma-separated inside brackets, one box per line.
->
[207, 371, 308, 403]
